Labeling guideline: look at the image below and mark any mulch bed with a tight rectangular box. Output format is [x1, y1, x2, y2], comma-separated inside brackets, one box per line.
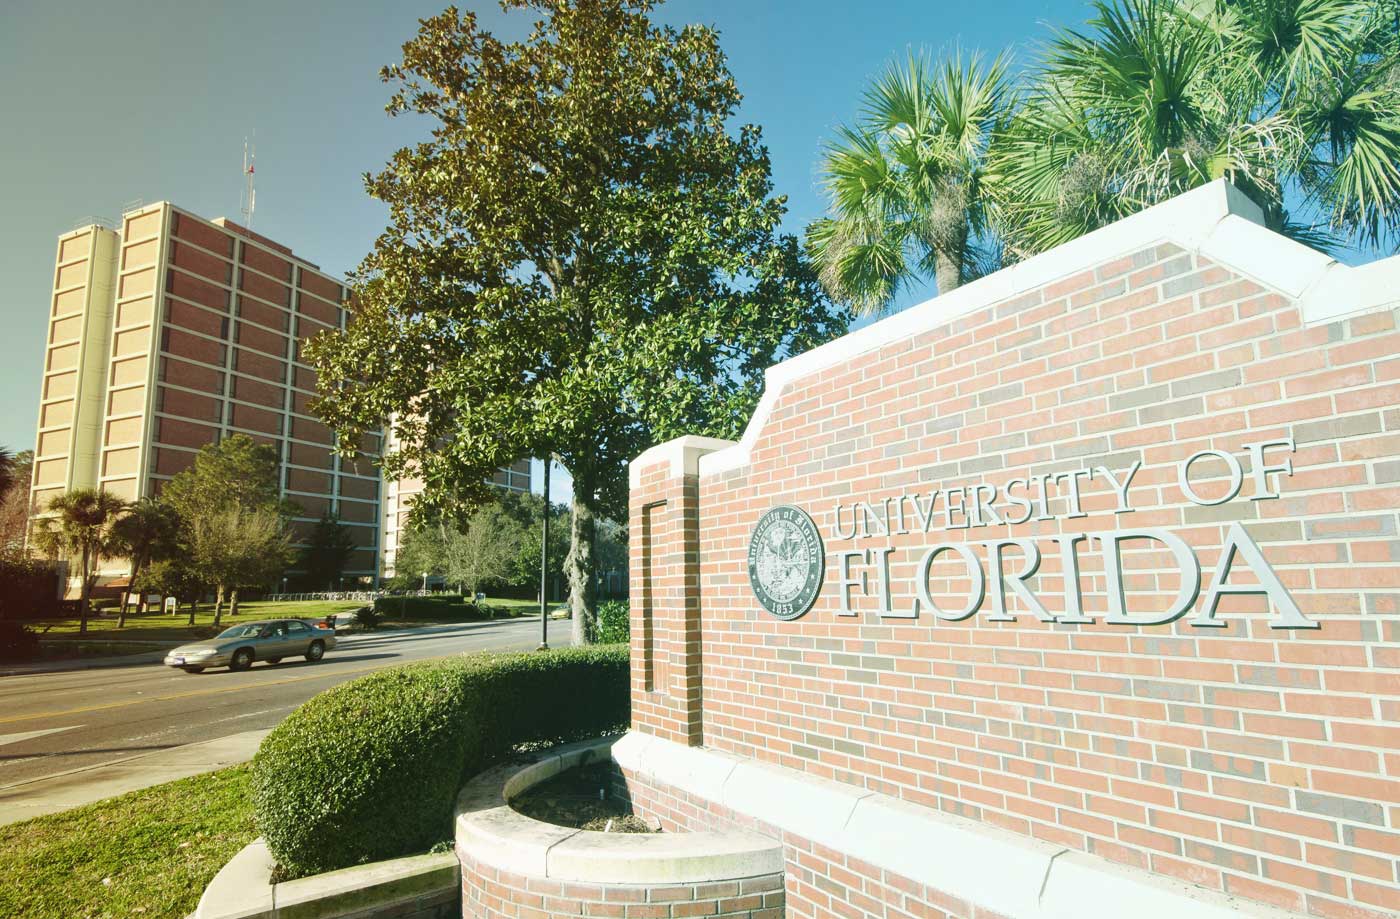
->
[510, 762, 657, 834]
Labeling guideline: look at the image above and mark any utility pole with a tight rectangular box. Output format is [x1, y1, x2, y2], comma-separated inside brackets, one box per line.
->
[538, 458, 551, 650]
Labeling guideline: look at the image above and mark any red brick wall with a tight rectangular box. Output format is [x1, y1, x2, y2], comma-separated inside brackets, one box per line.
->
[630, 242, 1400, 918]
[629, 463, 704, 746]
[458, 850, 784, 919]
[618, 766, 998, 919]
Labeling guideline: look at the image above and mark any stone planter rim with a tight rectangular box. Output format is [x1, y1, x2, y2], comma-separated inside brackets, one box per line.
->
[453, 734, 783, 885]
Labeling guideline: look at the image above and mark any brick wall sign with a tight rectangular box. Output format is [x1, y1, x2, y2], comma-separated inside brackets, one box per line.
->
[626, 182, 1400, 919]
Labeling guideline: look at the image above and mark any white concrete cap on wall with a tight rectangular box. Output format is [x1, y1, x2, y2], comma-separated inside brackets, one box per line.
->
[629, 434, 737, 488]
[615, 731, 1315, 919]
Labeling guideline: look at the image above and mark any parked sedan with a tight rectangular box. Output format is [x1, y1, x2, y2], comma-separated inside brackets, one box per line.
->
[164, 619, 337, 673]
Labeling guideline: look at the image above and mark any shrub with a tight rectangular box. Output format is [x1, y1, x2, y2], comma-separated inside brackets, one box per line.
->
[593, 599, 630, 643]
[0, 557, 62, 621]
[374, 593, 471, 619]
[252, 644, 629, 878]
[354, 605, 381, 630]
[0, 621, 39, 662]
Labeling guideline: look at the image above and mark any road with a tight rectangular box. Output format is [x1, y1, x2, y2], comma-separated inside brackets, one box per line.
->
[0, 617, 559, 793]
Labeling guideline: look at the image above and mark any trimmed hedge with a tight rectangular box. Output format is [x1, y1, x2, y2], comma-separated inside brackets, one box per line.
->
[251, 645, 629, 878]
[594, 599, 630, 644]
[373, 594, 515, 621]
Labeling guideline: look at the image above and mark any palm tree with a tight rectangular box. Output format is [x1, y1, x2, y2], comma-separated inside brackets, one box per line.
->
[990, 0, 1400, 257]
[807, 50, 1011, 314]
[31, 489, 128, 633]
[109, 498, 181, 626]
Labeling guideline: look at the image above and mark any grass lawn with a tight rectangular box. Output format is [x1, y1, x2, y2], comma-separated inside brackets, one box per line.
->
[0, 766, 256, 919]
[373, 594, 566, 626]
[18, 599, 369, 662]
[28, 599, 369, 643]
[233, 598, 368, 619]
[18, 598, 565, 660]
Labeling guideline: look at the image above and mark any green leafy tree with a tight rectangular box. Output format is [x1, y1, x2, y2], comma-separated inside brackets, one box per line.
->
[990, 0, 1400, 256]
[134, 558, 212, 625]
[31, 488, 128, 633]
[595, 517, 628, 595]
[161, 434, 285, 520]
[109, 497, 181, 625]
[162, 435, 294, 618]
[299, 512, 358, 590]
[392, 523, 447, 589]
[443, 502, 525, 597]
[307, 0, 848, 644]
[190, 507, 295, 624]
[0, 447, 13, 498]
[512, 495, 568, 594]
[808, 50, 1011, 312]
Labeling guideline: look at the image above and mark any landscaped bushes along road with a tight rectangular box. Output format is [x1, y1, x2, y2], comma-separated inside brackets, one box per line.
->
[251, 645, 629, 878]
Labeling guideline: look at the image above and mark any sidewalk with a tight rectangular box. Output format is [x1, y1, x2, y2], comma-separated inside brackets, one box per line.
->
[0, 728, 270, 826]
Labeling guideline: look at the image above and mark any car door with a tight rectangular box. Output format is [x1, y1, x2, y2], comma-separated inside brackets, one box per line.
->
[245, 624, 274, 661]
[283, 620, 312, 656]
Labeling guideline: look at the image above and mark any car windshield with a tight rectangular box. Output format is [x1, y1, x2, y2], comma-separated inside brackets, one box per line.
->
[216, 624, 265, 639]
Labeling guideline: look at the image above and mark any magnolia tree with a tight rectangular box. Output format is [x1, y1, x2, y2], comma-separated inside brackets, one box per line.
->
[308, 0, 848, 642]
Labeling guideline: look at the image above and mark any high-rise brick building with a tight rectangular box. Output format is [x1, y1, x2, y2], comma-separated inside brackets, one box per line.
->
[31, 203, 383, 586]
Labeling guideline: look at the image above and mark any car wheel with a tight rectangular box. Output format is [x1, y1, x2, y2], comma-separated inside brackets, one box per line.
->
[230, 648, 254, 672]
[266, 657, 282, 665]
[305, 640, 325, 663]
[181, 666, 204, 674]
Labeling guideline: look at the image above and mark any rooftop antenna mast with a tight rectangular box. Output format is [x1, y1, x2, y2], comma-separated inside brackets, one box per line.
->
[240, 136, 256, 229]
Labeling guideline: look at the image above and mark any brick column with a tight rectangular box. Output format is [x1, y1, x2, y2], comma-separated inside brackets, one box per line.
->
[628, 435, 734, 747]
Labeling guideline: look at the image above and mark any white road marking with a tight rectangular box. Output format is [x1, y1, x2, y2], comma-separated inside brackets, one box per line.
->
[0, 725, 83, 747]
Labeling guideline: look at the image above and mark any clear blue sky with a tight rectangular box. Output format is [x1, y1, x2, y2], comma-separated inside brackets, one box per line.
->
[0, 0, 1113, 494]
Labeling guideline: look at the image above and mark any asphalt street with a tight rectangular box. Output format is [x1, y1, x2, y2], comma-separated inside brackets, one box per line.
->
[0, 617, 560, 792]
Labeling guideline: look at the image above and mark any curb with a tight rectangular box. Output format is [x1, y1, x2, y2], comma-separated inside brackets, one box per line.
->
[0, 650, 169, 677]
[194, 838, 459, 919]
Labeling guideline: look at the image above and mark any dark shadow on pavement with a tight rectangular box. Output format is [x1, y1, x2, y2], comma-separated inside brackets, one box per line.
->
[0, 745, 173, 762]
[179, 652, 400, 675]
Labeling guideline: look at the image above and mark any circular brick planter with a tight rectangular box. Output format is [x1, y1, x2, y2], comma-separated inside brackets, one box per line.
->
[454, 737, 785, 918]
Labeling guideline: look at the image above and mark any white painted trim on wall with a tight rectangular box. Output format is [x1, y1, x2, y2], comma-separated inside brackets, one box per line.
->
[613, 731, 1311, 919]
[691, 179, 1400, 479]
[628, 434, 737, 488]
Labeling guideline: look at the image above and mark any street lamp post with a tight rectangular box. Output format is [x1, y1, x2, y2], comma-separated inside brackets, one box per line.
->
[539, 457, 551, 651]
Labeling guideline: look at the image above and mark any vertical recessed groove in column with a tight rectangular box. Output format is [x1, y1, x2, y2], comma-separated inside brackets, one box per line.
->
[640, 499, 665, 694]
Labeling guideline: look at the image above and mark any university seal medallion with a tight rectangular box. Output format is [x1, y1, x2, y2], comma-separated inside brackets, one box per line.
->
[747, 504, 824, 620]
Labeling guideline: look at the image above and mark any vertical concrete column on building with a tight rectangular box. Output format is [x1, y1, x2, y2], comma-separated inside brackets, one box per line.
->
[628, 435, 735, 747]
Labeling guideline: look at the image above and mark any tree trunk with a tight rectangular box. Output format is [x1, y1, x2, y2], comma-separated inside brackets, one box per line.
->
[567, 478, 598, 645]
[78, 548, 91, 634]
[934, 244, 963, 297]
[229, 588, 240, 618]
[119, 560, 139, 628]
[213, 585, 225, 627]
